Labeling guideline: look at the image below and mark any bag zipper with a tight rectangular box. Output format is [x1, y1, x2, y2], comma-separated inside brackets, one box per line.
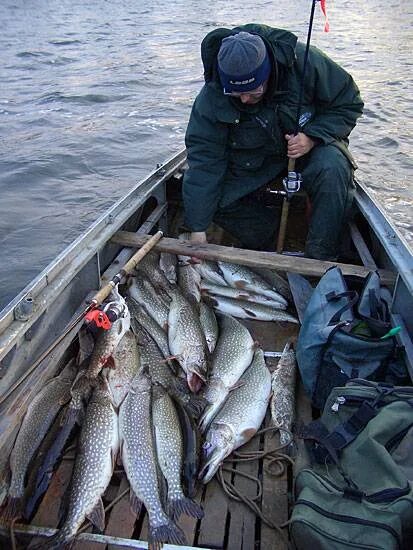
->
[296, 498, 401, 546]
[299, 469, 411, 504]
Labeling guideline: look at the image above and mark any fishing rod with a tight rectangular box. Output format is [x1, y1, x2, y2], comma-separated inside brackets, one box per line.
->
[276, 0, 321, 253]
[0, 230, 164, 407]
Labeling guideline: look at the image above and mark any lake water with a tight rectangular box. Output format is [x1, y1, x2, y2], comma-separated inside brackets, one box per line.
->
[1, 0, 412, 310]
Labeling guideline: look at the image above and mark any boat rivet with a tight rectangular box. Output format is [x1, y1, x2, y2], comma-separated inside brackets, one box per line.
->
[14, 296, 34, 322]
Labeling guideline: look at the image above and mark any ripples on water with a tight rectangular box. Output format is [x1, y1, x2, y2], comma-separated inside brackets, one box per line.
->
[0, 0, 412, 309]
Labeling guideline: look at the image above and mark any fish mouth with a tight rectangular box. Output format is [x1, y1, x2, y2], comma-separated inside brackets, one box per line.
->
[198, 447, 227, 484]
[198, 403, 220, 433]
[186, 368, 207, 393]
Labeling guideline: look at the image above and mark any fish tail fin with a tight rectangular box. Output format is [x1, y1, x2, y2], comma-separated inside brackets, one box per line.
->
[1, 495, 22, 521]
[169, 496, 204, 520]
[149, 519, 186, 546]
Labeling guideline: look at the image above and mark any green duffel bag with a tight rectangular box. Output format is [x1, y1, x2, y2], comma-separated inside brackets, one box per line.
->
[290, 380, 413, 550]
[292, 477, 403, 550]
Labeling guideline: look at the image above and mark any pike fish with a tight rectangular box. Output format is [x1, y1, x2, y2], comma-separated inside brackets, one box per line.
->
[195, 260, 227, 286]
[2, 361, 76, 520]
[199, 313, 255, 432]
[103, 329, 140, 408]
[152, 386, 203, 520]
[160, 252, 178, 285]
[201, 281, 287, 309]
[218, 261, 289, 307]
[199, 301, 219, 354]
[126, 296, 172, 367]
[252, 267, 292, 301]
[177, 261, 201, 310]
[24, 402, 79, 520]
[136, 250, 174, 293]
[271, 342, 297, 446]
[38, 378, 118, 549]
[86, 302, 131, 379]
[119, 372, 186, 547]
[206, 295, 298, 323]
[134, 320, 205, 417]
[173, 397, 201, 499]
[168, 290, 208, 393]
[128, 274, 169, 330]
[199, 348, 271, 483]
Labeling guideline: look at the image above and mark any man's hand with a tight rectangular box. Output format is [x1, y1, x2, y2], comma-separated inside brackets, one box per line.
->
[285, 132, 316, 159]
[190, 232, 207, 244]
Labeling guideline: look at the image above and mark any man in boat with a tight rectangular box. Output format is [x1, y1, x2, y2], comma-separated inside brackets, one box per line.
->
[182, 25, 364, 260]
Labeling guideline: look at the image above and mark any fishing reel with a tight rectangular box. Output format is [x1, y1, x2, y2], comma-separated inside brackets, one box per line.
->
[282, 170, 302, 199]
[85, 285, 128, 332]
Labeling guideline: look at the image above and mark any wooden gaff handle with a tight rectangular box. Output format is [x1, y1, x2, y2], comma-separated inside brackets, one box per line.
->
[92, 230, 164, 306]
[276, 158, 296, 253]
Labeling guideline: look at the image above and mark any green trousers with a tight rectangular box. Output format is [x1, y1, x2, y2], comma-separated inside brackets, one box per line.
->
[213, 145, 354, 260]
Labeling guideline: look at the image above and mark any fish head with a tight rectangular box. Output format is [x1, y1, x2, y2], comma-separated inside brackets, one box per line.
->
[198, 422, 235, 483]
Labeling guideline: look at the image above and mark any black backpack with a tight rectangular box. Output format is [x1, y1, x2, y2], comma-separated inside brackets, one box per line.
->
[296, 267, 406, 409]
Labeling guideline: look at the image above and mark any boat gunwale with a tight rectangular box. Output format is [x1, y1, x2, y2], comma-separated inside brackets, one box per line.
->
[0, 150, 186, 360]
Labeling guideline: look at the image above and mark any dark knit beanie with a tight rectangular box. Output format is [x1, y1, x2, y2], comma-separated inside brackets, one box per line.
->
[217, 32, 271, 93]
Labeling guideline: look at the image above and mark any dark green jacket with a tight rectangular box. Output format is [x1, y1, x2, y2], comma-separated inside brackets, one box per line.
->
[183, 24, 364, 231]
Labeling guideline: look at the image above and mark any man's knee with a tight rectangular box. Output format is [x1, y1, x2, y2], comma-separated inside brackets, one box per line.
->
[302, 145, 353, 194]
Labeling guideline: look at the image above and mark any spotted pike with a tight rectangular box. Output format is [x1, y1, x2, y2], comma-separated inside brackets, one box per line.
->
[199, 348, 271, 483]
[252, 267, 292, 301]
[152, 385, 204, 520]
[33, 378, 118, 549]
[168, 290, 208, 393]
[201, 281, 287, 309]
[177, 262, 201, 310]
[199, 301, 219, 354]
[271, 342, 297, 446]
[103, 330, 140, 408]
[86, 303, 130, 379]
[173, 397, 201, 499]
[218, 261, 288, 307]
[134, 320, 205, 417]
[136, 250, 174, 292]
[160, 252, 178, 285]
[126, 296, 172, 367]
[2, 361, 76, 520]
[199, 314, 255, 432]
[119, 372, 186, 547]
[128, 274, 169, 330]
[206, 295, 298, 323]
[195, 260, 227, 286]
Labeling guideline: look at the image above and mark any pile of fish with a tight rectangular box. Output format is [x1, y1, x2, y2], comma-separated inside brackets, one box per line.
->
[1, 245, 299, 548]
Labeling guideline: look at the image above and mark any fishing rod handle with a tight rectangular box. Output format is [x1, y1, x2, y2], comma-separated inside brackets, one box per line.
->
[93, 230, 164, 306]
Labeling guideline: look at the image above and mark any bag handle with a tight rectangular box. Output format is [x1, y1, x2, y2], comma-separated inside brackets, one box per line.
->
[326, 290, 359, 324]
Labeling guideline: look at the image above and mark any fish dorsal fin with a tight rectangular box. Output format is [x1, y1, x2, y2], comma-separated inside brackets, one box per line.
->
[129, 488, 143, 515]
[86, 497, 105, 531]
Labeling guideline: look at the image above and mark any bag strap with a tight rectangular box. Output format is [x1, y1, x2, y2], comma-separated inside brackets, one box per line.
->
[326, 290, 359, 323]
[301, 385, 401, 485]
